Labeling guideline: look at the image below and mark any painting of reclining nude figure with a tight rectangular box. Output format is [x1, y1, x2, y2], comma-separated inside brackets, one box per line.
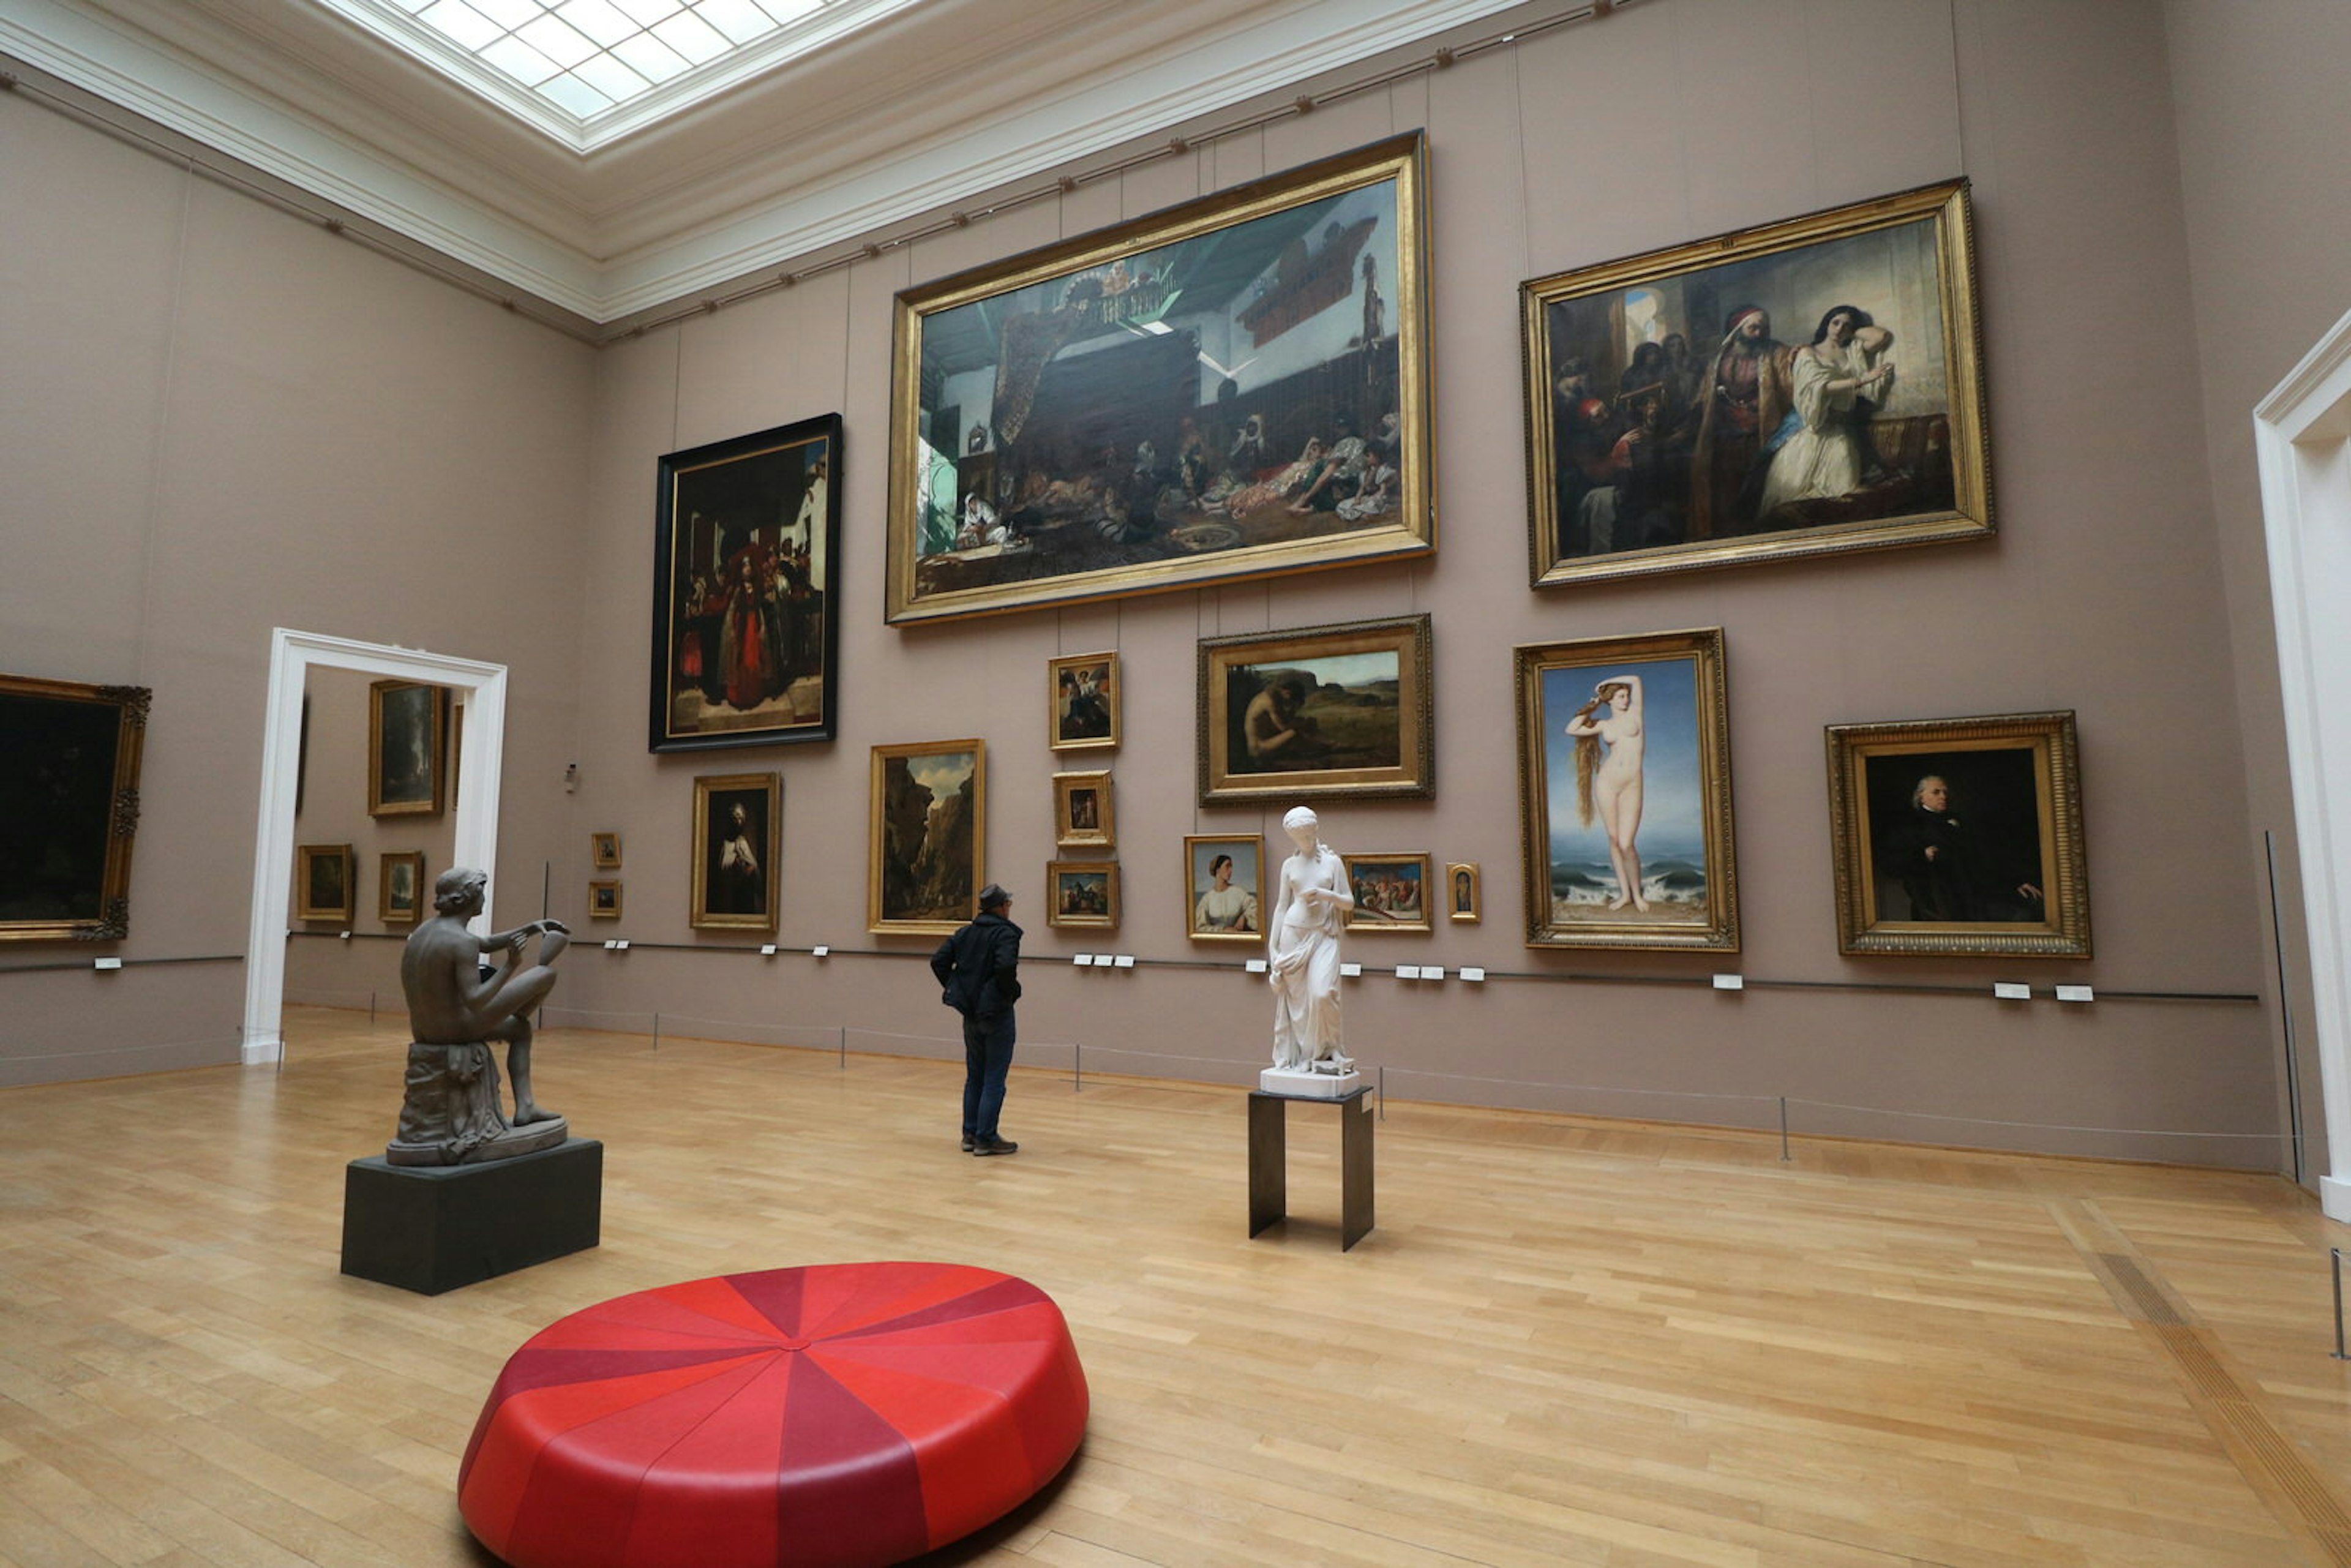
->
[1514, 629, 1739, 952]
[1521, 179, 1989, 587]
[886, 134, 1432, 624]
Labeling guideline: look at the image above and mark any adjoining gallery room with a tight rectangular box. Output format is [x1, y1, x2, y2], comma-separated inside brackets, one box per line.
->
[7, 1, 2351, 1564]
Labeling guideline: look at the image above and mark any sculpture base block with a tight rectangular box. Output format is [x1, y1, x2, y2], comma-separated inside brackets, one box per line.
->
[1260, 1067, 1364, 1099]
[341, 1138, 601, 1296]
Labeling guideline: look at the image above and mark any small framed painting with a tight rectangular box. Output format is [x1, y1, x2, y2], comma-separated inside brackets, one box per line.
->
[369, 680, 446, 817]
[588, 880, 623, 921]
[1341, 853, 1432, 932]
[1444, 861, 1480, 923]
[590, 831, 621, 869]
[296, 843, 354, 923]
[1048, 651, 1120, 750]
[378, 851, 425, 925]
[870, 739, 986, 935]
[1185, 835, 1264, 945]
[1197, 613, 1433, 805]
[691, 773, 780, 932]
[1825, 710, 2090, 958]
[1054, 770, 1114, 849]
[1046, 860, 1119, 929]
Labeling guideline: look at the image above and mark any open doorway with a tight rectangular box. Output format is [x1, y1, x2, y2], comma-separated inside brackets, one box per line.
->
[241, 629, 508, 1064]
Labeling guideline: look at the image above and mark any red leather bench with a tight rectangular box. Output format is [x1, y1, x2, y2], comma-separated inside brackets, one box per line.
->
[459, 1262, 1089, 1567]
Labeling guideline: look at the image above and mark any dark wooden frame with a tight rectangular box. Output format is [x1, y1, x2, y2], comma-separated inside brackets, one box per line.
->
[651, 413, 844, 752]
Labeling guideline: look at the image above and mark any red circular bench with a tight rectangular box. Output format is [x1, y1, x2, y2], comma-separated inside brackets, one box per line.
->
[458, 1262, 1089, 1567]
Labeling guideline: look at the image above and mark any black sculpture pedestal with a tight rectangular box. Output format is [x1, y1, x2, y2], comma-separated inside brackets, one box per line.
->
[1248, 1086, 1374, 1250]
[341, 1138, 602, 1295]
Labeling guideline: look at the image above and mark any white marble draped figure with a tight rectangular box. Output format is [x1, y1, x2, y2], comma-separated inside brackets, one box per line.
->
[1267, 806, 1353, 1069]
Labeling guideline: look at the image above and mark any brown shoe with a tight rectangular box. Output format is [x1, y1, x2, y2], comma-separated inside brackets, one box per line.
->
[972, 1137, 1018, 1157]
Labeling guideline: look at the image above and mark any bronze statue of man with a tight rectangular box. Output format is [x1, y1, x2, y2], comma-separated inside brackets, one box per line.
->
[388, 867, 570, 1165]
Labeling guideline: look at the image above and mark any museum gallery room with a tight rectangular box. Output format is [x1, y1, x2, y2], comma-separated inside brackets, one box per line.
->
[11, 0, 2351, 1563]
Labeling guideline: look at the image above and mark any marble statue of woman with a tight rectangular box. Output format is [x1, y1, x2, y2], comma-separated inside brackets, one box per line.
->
[1266, 806, 1353, 1072]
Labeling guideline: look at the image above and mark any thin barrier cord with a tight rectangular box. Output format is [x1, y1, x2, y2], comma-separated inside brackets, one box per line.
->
[2, 1030, 244, 1067]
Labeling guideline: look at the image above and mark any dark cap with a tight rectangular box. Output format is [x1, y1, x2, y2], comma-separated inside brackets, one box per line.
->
[978, 883, 1013, 910]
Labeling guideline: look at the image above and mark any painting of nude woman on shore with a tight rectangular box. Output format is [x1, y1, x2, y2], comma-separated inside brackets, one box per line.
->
[1197, 615, 1431, 805]
[1514, 628, 1738, 951]
[1521, 179, 1989, 587]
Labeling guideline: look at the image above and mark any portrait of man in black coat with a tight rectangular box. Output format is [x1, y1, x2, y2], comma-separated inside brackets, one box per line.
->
[1871, 762, 2045, 923]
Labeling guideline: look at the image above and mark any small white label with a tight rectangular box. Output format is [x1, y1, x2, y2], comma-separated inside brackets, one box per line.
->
[1073, 953, 1093, 966]
[1245, 958, 1269, 974]
[1424, 966, 1445, 982]
[2056, 984, 2094, 1003]
[1461, 967, 1486, 983]
[1113, 954, 1136, 969]
[93, 956, 122, 971]
[1395, 965, 1420, 980]
[1713, 973, 1744, 991]
[812, 944, 830, 957]
[617, 940, 631, 951]
[603, 939, 619, 950]
[1993, 981, 2030, 1000]
[1340, 962, 1362, 978]
[760, 943, 777, 956]
[339, 930, 352, 941]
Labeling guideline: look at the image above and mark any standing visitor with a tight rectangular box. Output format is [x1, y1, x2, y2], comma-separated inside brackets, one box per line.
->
[932, 883, 1024, 1155]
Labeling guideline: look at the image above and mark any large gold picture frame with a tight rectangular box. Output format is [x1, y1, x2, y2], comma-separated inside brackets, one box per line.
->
[1514, 629, 1739, 951]
[887, 133, 1433, 625]
[1825, 711, 2090, 958]
[1198, 613, 1432, 805]
[0, 672, 149, 941]
[690, 773, 780, 932]
[869, 740, 986, 935]
[1522, 179, 1989, 587]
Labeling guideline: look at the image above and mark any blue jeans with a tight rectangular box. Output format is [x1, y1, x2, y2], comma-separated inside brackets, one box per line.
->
[961, 1010, 1016, 1141]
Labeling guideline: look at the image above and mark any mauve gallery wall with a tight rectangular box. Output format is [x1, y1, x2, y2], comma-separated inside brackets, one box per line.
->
[2, 0, 2331, 1173]
[0, 87, 594, 1085]
[551, 0, 2284, 1167]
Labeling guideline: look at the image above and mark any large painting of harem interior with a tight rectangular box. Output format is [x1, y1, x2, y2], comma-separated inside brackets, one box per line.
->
[888, 135, 1431, 623]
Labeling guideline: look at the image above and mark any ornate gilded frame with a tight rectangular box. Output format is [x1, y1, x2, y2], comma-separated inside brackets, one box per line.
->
[1198, 612, 1433, 805]
[1522, 179, 1989, 587]
[295, 843, 354, 923]
[1046, 651, 1120, 751]
[868, 740, 986, 936]
[1053, 770, 1114, 849]
[1444, 861, 1481, 924]
[368, 680, 446, 817]
[887, 133, 1433, 624]
[1184, 834, 1265, 946]
[1825, 710, 2090, 958]
[1341, 852, 1434, 933]
[378, 850, 425, 925]
[1046, 859, 1119, 930]
[0, 673, 149, 941]
[1514, 628, 1739, 951]
[690, 773, 781, 933]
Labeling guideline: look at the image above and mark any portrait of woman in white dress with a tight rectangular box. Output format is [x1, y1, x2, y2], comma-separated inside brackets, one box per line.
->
[1757, 304, 1895, 514]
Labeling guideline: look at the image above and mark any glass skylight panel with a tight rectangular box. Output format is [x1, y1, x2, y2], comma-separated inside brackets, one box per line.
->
[321, 0, 914, 131]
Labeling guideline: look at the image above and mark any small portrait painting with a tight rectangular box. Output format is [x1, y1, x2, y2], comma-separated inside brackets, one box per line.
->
[1185, 835, 1263, 944]
[296, 844, 353, 923]
[588, 880, 622, 921]
[1048, 652, 1120, 750]
[1054, 770, 1114, 849]
[1445, 861, 1480, 923]
[1826, 711, 2090, 958]
[1341, 853, 1432, 932]
[590, 831, 621, 869]
[369, 680, 445, 817]
[378, 851, 424, 925]
[1047, 861, 1118, 929]
[691, 774, 780, 932]
[870, 741, 985, 934]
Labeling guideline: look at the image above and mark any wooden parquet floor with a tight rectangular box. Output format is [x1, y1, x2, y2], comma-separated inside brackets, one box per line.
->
[2, 1007, 2349, 1567]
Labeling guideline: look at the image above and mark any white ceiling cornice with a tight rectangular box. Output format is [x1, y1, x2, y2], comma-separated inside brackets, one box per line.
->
[2, 0, 1551, 324]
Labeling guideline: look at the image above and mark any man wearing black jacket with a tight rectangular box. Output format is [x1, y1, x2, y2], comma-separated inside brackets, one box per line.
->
[931, 882, 1023, 1155]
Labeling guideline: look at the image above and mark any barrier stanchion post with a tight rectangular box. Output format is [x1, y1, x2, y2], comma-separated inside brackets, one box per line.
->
[2333, 1250, 2348, 1360]
[1073, 1042, 1081, 1092]
[1379, 1064, 1386, 1121]
[1779, 1097, 1791, 1163]
[839, 1026, 847, 1071]
[651, 1012, 660, 1052]
[369, 991, 376, 1027]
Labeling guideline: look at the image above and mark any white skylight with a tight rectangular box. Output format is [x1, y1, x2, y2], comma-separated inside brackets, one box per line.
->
[313, 0, 905, 144]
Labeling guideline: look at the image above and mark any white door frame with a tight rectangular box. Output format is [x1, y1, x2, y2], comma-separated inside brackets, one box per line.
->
[2254, 305, 2351, 1220]
[240, 628, 508, 1064]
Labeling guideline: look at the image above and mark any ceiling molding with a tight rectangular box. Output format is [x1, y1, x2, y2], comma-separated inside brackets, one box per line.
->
[5, 0, 1555, 323]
